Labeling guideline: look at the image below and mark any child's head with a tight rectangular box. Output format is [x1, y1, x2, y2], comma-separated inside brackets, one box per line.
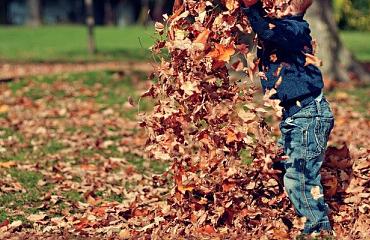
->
[284, 0, 313, 16]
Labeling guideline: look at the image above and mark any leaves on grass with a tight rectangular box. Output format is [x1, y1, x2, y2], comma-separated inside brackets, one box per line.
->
[0, 1, 368, 239]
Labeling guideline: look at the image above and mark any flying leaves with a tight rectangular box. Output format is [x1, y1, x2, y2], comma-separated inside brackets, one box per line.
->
[138, 0, 286, 238]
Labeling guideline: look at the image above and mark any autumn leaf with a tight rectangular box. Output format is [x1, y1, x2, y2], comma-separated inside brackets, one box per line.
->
[180, 81, 200, 96]
[268, 23, 276, 29]
[270, 53, 278, 62]
[9, 220, 22, 228]
[0, 161, 16, 168]
[0, 104, 9, 113]
[304, 52, 323, 67]
[226, 129, 238, 144]
[119, 229, 132, 239]
[274, 76, 283, 88]
[27, 213, 47, 222]
[225, 0, 239, 11]
[197, 224, 216, 235]
[222, 181, 236, 191]
[155, 22, 165, 35]
[193, 29, 211, 46]
[206, 43, 235, 63]
[177, 184, 195, 194]
[238, 108, 256, 122]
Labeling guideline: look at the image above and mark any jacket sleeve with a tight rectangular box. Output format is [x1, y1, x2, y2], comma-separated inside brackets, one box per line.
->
[242, 2, 305, 51]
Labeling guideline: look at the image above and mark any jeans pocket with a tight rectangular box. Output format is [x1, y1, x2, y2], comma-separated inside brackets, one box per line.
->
[314, 117, 334, 152]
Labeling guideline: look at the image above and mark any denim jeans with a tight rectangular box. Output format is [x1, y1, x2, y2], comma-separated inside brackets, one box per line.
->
[278, 95, 334, 234]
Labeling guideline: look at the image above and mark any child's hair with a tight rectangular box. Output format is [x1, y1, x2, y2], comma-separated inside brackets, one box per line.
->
[289, 0, 313, 13]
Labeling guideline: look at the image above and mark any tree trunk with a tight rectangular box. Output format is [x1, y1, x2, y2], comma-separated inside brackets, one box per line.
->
[305, 0, 369, 84]
[104, 0, 115, 25]
[138, 0, 150, 26]
[153, 0, 167, 21]
[0, 0, 8, 24]
[27, 0, 41, 26]
[84, 0, 96, 54]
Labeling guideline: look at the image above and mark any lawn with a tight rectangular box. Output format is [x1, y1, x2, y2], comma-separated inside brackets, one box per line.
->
[340, 31, 370, 61]
[0, 25, 155, 62]
[0, 71, 165, 233]
[0, 70, 368, 237]
[0, 25, 369, 62]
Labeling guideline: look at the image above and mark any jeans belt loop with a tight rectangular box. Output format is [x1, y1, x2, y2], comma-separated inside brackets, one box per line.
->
[315, 91, 323, 115]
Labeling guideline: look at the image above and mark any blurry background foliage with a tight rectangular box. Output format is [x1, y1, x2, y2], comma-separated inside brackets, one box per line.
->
[334, 0, 370, 31]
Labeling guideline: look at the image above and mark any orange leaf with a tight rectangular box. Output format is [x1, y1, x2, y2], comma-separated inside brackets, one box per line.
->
[226, 129, 238, 144]
[0, 105, 9, 113]
[0, 161, 16, 168]
[225, 0, 239, 11]
[193, 29, 211, 45]
[74, 217, 90, 230]
[92, 206, 107, 217]
[133, 208, 149, 217]
[207, 43, 235, 63]
[177, 184, 195, 194]
[222, 181, 236, 192]
[198, 224, 216, 234]
[270, 53, 277, 62]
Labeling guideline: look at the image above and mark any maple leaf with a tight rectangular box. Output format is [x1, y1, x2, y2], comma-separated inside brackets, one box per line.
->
[206, 43, 235, 63]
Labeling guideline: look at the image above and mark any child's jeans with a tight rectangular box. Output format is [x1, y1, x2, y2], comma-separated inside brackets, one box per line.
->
[278, 94, 334, 234]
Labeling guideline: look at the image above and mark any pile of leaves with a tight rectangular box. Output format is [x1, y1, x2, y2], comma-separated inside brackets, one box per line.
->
[138, 0, 296, 238]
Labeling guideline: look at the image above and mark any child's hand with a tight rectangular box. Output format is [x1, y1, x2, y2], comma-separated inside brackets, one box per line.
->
[240, 0, 259, 7]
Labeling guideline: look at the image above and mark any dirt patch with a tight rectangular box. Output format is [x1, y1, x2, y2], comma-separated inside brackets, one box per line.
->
[0, 61, 156, 81]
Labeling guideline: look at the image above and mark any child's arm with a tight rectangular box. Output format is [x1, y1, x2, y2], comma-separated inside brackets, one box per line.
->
[241, 1, 309, 51]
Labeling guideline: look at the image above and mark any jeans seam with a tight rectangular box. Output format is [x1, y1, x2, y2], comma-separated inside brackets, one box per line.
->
[301, 118, 318, 223]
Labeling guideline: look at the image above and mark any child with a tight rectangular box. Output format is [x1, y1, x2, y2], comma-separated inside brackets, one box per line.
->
[241, 0, 335, 237]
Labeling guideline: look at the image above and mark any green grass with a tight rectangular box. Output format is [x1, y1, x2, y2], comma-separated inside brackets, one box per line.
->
[340, 31, 370, 61]
[0, 169, 46, 212]
[0, 25, 156, 62]
[0, 26, 367, 63]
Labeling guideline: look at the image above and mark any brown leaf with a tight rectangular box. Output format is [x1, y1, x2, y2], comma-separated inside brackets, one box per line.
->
[27, 213, 47, 222]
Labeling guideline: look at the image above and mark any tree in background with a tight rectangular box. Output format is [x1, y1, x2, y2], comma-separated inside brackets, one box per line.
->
[305, 0, 369, 84]
[104, 0, 115, 25]
[85, 0, 96, 54]
[138, 0, 150, 26]
[27, 0, 41, 26]
[334, 0, 370, 31]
